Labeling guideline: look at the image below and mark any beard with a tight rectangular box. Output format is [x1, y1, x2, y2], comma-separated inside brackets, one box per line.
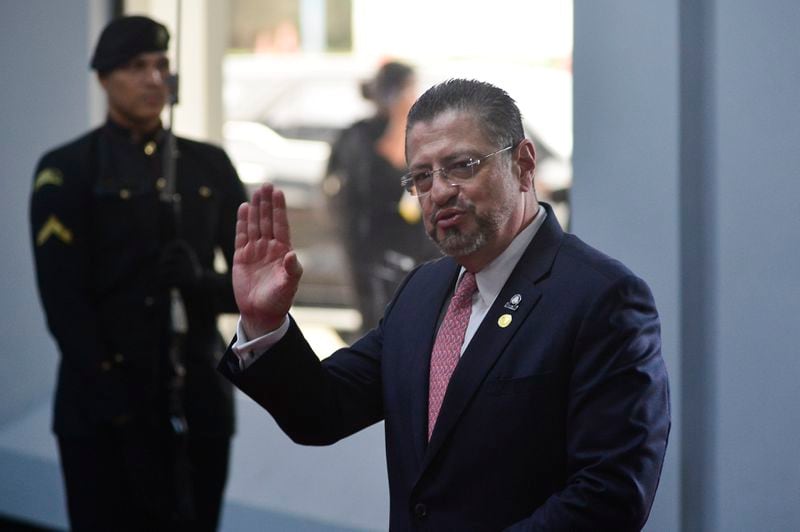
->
[427, 196, 515, 258]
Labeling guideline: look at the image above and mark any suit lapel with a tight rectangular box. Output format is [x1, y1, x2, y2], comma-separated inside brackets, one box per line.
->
[421, 204, 564, 470]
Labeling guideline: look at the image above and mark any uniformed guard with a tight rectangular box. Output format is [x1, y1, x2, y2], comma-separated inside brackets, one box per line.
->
[30, 15, 246, 531]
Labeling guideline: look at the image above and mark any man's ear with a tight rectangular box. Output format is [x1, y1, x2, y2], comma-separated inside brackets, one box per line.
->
[515, 139, 536, 192]
[97, 72, 109, 91]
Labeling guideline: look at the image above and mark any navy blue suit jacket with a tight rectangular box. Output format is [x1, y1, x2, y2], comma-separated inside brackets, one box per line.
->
[219, 203, 670, 530]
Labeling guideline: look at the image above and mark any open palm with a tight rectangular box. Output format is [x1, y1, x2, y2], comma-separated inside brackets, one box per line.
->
[232, 184, 303, 338]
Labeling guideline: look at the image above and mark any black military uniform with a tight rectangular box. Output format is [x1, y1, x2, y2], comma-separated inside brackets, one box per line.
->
[30, 16, 246, 532]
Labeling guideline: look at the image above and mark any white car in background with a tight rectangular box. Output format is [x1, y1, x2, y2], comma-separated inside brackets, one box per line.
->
[223, 120, 330, 209]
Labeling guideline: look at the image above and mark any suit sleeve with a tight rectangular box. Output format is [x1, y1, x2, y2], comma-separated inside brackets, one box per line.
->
[508, 275, 670, 531]
[216, 262, 426, 445]
[220, 318, 384, 446]
[30, 151, 131, 423]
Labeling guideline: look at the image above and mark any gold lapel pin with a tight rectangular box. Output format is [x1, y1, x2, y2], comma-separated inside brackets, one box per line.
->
[498, 314, 513, 328]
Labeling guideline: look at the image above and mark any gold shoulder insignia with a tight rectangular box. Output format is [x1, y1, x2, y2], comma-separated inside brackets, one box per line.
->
[36, 215, 73, 246]
[34, 168, 64, 191]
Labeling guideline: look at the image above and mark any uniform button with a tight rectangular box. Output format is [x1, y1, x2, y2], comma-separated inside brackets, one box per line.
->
[113, 353, 124, 364]
[413, 503, 427, 519]
[144, 141, 157, 156]
[100, 361, 112, 372]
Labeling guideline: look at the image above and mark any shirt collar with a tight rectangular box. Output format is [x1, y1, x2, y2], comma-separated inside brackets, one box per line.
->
[104, 116, 164, 145]
[464, 204, 547, 307]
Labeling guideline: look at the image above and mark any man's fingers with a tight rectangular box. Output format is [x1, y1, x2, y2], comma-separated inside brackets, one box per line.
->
[247, 188, 262, 243]
[235, 203, 249, 251]
[235, 221, 248, 252]
[260, 184, 274, 241]
[272, 189, 291, 246]
[242, 184, 288, 249]
[283, 250, 303, 280]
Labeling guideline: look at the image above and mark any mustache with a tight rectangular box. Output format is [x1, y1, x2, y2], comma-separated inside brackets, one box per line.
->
[428, 198, 475, 225]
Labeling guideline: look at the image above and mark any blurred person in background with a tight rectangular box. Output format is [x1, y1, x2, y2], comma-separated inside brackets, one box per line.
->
[29, 15, 246, 531]
[324, 61, 440, 336]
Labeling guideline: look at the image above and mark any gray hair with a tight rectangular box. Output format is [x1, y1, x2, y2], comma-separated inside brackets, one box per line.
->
[406, 79, 524, 150]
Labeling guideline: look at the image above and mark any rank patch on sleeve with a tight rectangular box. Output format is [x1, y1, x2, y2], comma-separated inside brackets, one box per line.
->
[36, 215, 73, 246]
[34, 168, 64, 191]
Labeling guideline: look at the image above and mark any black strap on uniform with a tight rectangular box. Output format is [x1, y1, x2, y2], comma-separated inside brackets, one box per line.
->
[158, 0, 195, 523]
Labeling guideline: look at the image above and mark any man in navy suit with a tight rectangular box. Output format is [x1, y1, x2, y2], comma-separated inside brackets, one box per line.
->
[219, 79, 670, 530]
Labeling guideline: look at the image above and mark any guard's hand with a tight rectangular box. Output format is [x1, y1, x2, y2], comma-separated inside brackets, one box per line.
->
[233, 184, 303, 338]
[157, 239, 203, 289]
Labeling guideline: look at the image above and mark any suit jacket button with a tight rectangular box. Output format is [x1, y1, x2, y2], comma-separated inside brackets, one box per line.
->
[413, 503, 428, 519]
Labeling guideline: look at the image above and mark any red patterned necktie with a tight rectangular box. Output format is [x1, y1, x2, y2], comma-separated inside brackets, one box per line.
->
[428, 271, 478, 440]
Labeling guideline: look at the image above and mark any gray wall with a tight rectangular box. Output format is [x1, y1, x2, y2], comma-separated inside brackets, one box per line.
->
[574, 1, 800, 530]
[573, 3, 681, 529]
[0, 2, 105, 528]
[0, 1, 105, 425]
[713, 3, 800, 530]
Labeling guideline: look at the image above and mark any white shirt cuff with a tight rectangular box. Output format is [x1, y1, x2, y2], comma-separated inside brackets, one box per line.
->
[231, 315, 290, 370]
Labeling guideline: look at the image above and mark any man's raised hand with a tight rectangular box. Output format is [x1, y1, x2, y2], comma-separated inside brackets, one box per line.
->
[232, 184, 303, 339]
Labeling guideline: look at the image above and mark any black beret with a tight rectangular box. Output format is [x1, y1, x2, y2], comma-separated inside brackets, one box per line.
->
[90, 15, 170, 74]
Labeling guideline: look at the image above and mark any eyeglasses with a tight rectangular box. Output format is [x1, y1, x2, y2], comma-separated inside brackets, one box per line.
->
[400, 145, 514, 197]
